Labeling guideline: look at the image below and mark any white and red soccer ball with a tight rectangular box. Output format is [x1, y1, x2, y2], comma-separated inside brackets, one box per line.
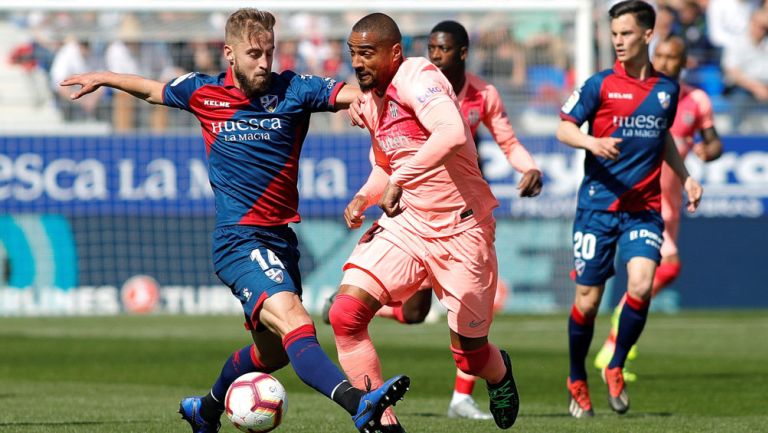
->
[225, 372, 287, 433]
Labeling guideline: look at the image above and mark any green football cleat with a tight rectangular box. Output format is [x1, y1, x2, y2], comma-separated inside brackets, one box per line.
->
[486, 350, 520, 429]
[593, 340, 614, 371]
[627, 343, 639, 361]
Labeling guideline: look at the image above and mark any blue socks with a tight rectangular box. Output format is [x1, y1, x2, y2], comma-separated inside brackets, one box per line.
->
[210, 345, 259, 402]
[609, 295, 650, 369]
[203, 325, 360, 417]
[568, 304, 595, 381]
[283, 324, 348, 398]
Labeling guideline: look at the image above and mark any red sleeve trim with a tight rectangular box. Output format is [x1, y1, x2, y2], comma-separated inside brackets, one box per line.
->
[328, 82, 346, 108]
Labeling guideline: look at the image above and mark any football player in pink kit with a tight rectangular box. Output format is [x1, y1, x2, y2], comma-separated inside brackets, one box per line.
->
[328, 13, 520, 432]
[593, 35, 723, 377]
[374, 20, 542, 420]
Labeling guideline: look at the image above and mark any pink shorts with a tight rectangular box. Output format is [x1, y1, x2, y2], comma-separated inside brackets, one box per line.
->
[341, 219, 498, 338]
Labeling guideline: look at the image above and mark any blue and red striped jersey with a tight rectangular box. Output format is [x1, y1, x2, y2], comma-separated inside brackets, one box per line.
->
[560, 60, 679, 212]
[163, 68, 344, 227]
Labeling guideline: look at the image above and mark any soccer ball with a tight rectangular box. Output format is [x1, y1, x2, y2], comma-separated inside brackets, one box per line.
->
[225, 372, 287, 433]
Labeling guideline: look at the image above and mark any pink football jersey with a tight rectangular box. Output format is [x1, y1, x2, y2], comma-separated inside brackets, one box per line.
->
[661, 83, 714, 219]
[358, 57, 498, 237]
[669, 83, 714, 157]
[457, 72, 538, 173]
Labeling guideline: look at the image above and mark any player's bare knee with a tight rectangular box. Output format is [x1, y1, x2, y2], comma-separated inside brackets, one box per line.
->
[574, 303, 598, 322]
[626, 258, 656, 299]
[574, 285, 602, 318]
[627, 274, 653, 300]
[328, 292, 375, 336]
[261, 292, 313, 337]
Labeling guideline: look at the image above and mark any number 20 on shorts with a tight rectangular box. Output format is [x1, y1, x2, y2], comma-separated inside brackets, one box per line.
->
[573, 232, 596, 260]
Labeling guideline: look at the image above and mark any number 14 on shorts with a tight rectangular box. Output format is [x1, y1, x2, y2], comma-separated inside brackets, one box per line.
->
[250, 248, 286, 284]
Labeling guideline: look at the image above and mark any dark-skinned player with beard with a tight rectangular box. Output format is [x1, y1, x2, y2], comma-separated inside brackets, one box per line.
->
[335, 20, 542, 421]
[326, 13, 520, 432]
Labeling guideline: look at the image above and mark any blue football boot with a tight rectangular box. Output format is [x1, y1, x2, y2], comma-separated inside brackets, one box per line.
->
[353, 375, 410, 433]
[179, 396, 221, 433]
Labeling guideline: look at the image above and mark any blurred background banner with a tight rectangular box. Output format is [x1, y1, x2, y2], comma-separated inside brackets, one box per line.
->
[1, 135, 766, 218]
[0, 1, 766, 316]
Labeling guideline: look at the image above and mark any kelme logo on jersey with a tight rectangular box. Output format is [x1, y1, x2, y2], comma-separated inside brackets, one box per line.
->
[260, 94, 279, 112]
[203, 99, 231, 108]
[241, 287, 253, 302]
[657, 91, 671, 109]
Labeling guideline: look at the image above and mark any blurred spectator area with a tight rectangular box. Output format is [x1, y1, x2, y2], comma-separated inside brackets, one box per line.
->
[1, 6, 766, 135]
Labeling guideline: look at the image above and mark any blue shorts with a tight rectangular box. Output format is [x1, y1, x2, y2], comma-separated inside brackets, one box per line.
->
[572, 209, 663, 286]
[212, 225, 302, 330]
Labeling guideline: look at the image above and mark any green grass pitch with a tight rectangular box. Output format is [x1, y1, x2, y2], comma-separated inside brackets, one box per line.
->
[0, 311, 765, 432]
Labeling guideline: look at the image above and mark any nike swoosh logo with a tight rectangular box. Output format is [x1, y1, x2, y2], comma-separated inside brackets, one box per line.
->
[468, 319, 486, 328]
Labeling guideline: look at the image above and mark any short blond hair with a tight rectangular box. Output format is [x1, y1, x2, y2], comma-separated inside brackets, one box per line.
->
[225, 8, 275, 44]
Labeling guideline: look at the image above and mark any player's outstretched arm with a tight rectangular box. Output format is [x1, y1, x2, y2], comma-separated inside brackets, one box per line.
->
[333, 85, 363, 111]
[555, 120, 620, 160]
[481, 85, 543, 197]
[663, 131, 702, 212]
[60, 71, 165, 105]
